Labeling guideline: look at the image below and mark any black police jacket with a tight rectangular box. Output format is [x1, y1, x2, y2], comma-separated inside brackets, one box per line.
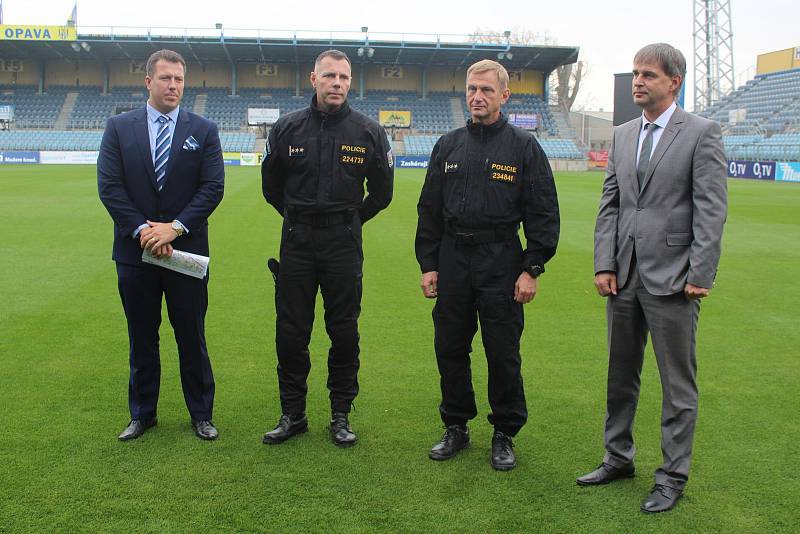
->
[415, 115, 559, 273]
[262, 95, 394, 224]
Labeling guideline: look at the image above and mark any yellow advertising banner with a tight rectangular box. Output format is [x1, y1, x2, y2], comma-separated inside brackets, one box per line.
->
[379, 110, 411, 128]
[0, 25, 77, 41]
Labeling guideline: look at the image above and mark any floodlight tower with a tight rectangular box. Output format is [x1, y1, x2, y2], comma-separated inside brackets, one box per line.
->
[693, 0, 735, 111]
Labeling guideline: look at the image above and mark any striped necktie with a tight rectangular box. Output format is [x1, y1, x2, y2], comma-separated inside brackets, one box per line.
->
[154, 115, 172, 191]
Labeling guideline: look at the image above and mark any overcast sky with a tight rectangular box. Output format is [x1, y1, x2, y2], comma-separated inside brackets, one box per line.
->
[4, 0, 798, 111]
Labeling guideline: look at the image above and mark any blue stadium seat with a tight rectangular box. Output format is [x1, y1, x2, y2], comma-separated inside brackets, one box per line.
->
[700, 68, 800, 139]
[0, 84, 585, 158]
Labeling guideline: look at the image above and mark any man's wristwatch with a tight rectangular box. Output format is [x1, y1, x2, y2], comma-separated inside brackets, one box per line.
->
[171, 220, 185, 237]
[523, 264, 544, 278]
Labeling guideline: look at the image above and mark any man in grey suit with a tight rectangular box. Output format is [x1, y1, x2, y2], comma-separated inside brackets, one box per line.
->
[576, 43, 727, 513]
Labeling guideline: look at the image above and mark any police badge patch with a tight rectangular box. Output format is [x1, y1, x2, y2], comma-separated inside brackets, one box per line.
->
[489, 162, 517, 183]
[387, 149, 394, 168]
[340, 144, 367, 165]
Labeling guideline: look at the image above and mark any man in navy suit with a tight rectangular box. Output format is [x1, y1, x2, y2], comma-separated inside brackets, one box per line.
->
[98, 49, 224, 441]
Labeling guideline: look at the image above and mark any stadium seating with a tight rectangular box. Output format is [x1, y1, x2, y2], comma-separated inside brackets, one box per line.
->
[218, 131, 256, 152]
[0, 85, 69, 129]
[454, 93, 558, 135]
[362, 91, 457, 132]
[536, 137, 585, 159]
[723, 134, 764, 159]
[0, 128, 254, 153]
[404, 135, 440, 156]
[68, 86, 199, 129]
[721, 132, 800, 161]
[502, 94, 558, 135]
[701, 68, 800, 161]
[702, 68, 800, 136]
[755, 133, 800, 161]
[0, 130, 103, 150]
[0, 84, 582, 157]
[201, 88, 558, 135]
[203, 87, 285, 130]
[202, 88, 460, 132]
[404, 134, 584, 160]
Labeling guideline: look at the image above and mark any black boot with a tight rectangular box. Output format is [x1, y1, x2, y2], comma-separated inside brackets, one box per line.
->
[262, 414, 308, 444]
[491, 430, 516, 471]
[329, 412, 357, 447]
[429, 424, 470, 461]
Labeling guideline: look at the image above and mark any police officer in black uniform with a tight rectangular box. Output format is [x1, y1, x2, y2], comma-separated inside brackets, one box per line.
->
[261, 50, 393, 447]
[415, 60, 559, 470]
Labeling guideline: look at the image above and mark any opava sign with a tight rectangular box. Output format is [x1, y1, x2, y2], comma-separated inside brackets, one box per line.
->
[0, 25, 77, 41]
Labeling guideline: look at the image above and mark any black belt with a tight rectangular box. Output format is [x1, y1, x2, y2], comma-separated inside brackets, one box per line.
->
[288, 208, 354, 227]
[445, 221, 518, 246]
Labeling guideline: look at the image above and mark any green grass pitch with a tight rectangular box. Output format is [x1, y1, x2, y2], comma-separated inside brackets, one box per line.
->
[1, 165, 798, 532]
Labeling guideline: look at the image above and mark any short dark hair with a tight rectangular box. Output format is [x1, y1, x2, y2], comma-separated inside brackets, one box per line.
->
[146, 49, 186, 77]
[634, 43, 686, 92]
[314, 49, 351, 69]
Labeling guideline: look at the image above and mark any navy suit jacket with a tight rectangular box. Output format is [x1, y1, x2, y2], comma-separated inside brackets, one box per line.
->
[98, 107, 225, 265]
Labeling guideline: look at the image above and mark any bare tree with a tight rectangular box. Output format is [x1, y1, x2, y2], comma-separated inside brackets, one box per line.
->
[555, 61, 585, 113]
[469, 27, 557, 46]
[470, 26, 584, 112]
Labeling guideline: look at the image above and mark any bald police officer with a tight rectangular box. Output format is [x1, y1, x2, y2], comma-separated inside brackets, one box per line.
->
[262, 49, 393, 447]
[416, 60, 559, 470]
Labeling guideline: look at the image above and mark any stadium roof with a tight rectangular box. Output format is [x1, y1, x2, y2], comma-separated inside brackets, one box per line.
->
[0, 27, 579, 72]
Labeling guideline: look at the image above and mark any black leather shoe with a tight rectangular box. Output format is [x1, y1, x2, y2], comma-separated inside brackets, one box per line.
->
[429, 424, 469, 461]
[118, 418, 157, 441]
[192, 420, 218, 440]
[491, 431, 516, 471]
[329, 412, 357, 448]
[641, 484, 683, 513]
[576, 462, 635, 486]
[262, 414, 308, 444]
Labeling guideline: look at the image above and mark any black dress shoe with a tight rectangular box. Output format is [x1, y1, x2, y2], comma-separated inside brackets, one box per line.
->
[329, 412, 357, 448]
[429, 424, 469, 461]
[192, 420, 218, 440]
[118, 418, 157, 441]
[491, 431, 516, 471]
[262, 414, 308, 444]
[641, 484, 683, 513]
[576, 462, 635, 486]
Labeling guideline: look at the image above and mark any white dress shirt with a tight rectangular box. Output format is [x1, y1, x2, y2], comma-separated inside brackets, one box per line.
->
[636, 101, 677, 166]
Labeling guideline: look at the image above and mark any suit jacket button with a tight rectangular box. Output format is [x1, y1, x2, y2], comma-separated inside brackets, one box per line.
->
[628, 235, 633, 240]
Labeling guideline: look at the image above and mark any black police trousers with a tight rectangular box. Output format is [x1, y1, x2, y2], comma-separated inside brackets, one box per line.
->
[432, 233, 528, 436]
[274, 216, 363, 415]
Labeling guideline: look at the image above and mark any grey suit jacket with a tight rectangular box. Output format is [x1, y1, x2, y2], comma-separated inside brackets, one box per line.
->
[594, 106, 727, 296]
